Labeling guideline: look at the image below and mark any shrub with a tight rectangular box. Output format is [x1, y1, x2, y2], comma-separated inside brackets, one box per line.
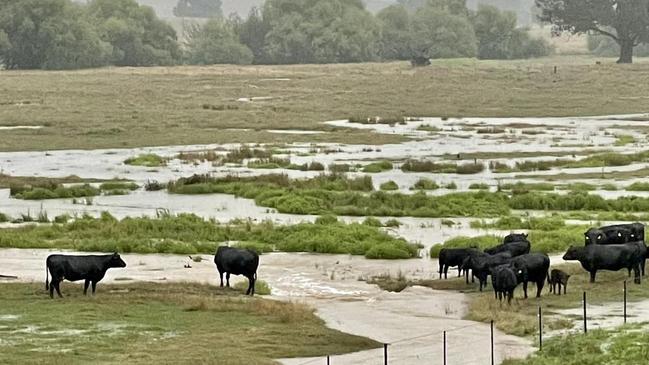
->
[445, 182, 458, 189]
[412, 178, 439, 190]
[455, 163, 485, 174]
[380, 181, 399, 191]
[469, 183, 489, 190]
[363, 217, 383, 227]
[384, 219, 402, 227]
[315, 214, 338, 225]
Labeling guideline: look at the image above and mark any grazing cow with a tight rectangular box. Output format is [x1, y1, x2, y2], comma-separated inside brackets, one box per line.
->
[410, 56, 431, 67]
[510, 253, 550, 298]
[214, 246, 260, 296]
[563, 243, 644, 284]
[490, 265, 518, 304]
[485, 239, 530, 257]
[45, 253, 127, 298]
[468, 252, 512, 291]
[438, 248, 480, 279]
[547, 269, 571, 295]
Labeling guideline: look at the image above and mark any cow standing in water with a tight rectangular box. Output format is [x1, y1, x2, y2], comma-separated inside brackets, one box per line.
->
[46, 253, 127, 298]
[214, 246, 260, 296]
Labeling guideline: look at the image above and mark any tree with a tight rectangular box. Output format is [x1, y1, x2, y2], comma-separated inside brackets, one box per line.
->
[185, 19, 253, 64]
[0, 0, 110, 70]
[173, 0, 222, 18]
[377, 5, 412, 60]
[87, 0, 181, 66]
[230, 7, 271, 64]
[536, 0, 649, 63]
[472, 5, 551, 59]
[262, 0, 381, 64]
[409, 6, 477, 59]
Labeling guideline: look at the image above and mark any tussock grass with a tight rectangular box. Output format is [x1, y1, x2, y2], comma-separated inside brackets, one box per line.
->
[362, 160, 393, 173]
[0, 213, 418, 259]
[412, 178, 439, 190]
[124, 154, 167, 167]
[402, 160, 485, 174]
[379, 181, 399, 191]
[0, 282, 379, 364]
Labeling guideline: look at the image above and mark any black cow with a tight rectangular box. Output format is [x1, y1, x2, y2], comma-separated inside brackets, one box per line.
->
[45, 253, 127, 298]
[214, 246, 260, 296]
[438, 248, 479, 279]
[503, 233, 529, 244]
[547, 269, 571, 295]
[563, 243, 644, 284]
[510, 253, 550, 298]
[491, 265, 518, 304]
[485, 239, 530, 257]
[585, 223, 645, 245]
[468, 252, 512, 291]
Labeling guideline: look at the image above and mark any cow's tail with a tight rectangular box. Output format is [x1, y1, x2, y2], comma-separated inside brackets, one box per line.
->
[45, 261, 49, 290]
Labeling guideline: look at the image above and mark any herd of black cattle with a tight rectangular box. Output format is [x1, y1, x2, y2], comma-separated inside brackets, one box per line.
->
[43, 223, 645, 302]
[438, 223, 646, 303]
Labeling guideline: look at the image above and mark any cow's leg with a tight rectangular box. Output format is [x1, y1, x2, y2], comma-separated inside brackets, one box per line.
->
[247, 275, 255, 296]
[507, 291, 513, 305]
[438, 263, 443, 279]
[444, 265, 449, 280]
[563, 283, 567, 295]
[522, 281, 528, 299]
[226, 273, 231, 287]
[634, 265, 641, 284]
[471, 272, 475, 283]
[84, 280, 90, 295]
[457, 266, 461, 277]
[218, 270, 224, 287]
[54, 280, 63, 298]
[91, 281, 97, 294]
[589, 270, 597, 283]
[49, 278, 56, 298]
[536, 280, 543, 298]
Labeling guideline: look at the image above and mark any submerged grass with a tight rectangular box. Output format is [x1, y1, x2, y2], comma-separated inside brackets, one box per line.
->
[0, 282, 379, 365]
[124, 154, 167, 167]
[0, 213, 418, 259]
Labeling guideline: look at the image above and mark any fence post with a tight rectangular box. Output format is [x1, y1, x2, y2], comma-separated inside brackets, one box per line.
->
[624, 280, 626, 324]
[443, 331, 447, 365]
[538, 306, 543, 351]
[583, 291, 587, 334]
[384, 343, 388, 365]
[490, 320, 495, 365]
[326, 355, 330, 365]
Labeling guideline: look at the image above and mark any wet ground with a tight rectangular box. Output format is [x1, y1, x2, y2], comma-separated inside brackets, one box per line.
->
[2, 114, 649, 363]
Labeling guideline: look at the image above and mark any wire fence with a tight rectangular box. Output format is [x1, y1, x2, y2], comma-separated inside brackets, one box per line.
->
[292, 280, 636, 365]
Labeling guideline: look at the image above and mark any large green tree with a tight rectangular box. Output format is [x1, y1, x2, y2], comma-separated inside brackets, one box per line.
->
[536, 0, 649, 63]
[409, 5, 477, 59]
[0, 0, 109, 69]
[87, 0, 181, 66]
[173, 0, 222, 18]
[377, 5, 412, 60]
[185, 19, 253, 65]
[230, 7, 271, 64]
[262, 0, 381, 64]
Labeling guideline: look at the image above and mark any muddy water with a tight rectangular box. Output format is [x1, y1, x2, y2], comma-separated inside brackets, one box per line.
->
[0, 248, 533, 365]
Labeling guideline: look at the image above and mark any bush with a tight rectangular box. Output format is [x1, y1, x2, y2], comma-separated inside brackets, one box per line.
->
[314, 214, 338, 225]
[363, 217, 383, 227]
[384, 219, 402, 227]
[380, 181, 399, 191]
[412, 178, 439, 190]
[362, 161, 393, 173]
[456, 163, 485, 174]
[365, 244, 415, 259]
[469, 183, 489, 190]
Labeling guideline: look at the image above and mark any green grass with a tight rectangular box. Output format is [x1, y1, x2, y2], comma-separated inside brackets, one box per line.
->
[469, 183, 490, 190]
[99, 181, 139, 191]
[0, 213, 418, 259]
[379, 181, 399, 191]
[614, 134, 637, 146]
[5, 58, 649, 151]
[626, 182, 649, 191]
[13, 184, 101, 200]
[417, 124, 441, 132]
[124, 154, 167, 167]
[233, 280, 273, 296]
[401, 160, 485, 174]
[362, 160, 393, 173]
[0, 282, 379, 365]
[0, 174, 105, 189]
[503, 324, 649, 365]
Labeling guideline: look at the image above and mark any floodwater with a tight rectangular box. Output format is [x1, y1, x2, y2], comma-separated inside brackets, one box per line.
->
[2, 114, 649, 363]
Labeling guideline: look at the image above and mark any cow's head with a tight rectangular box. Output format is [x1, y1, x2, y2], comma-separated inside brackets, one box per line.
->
[584, 228, 604, 245]
[109, 253, 127, 268]
[562, 246, 581, 261]
[503, 233, 528, 244]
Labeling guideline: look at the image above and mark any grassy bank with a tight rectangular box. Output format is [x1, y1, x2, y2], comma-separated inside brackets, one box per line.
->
[0, 282, 379, 365]
[0, 213, 418, 259]
[3, 57, 649, 151]
[503, 324, 649, 365]
[167, 174, 649, 218]
[11, 180, 139, 200]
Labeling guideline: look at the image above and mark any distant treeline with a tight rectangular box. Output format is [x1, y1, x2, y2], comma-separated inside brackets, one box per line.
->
[0, 0, 551, 70]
